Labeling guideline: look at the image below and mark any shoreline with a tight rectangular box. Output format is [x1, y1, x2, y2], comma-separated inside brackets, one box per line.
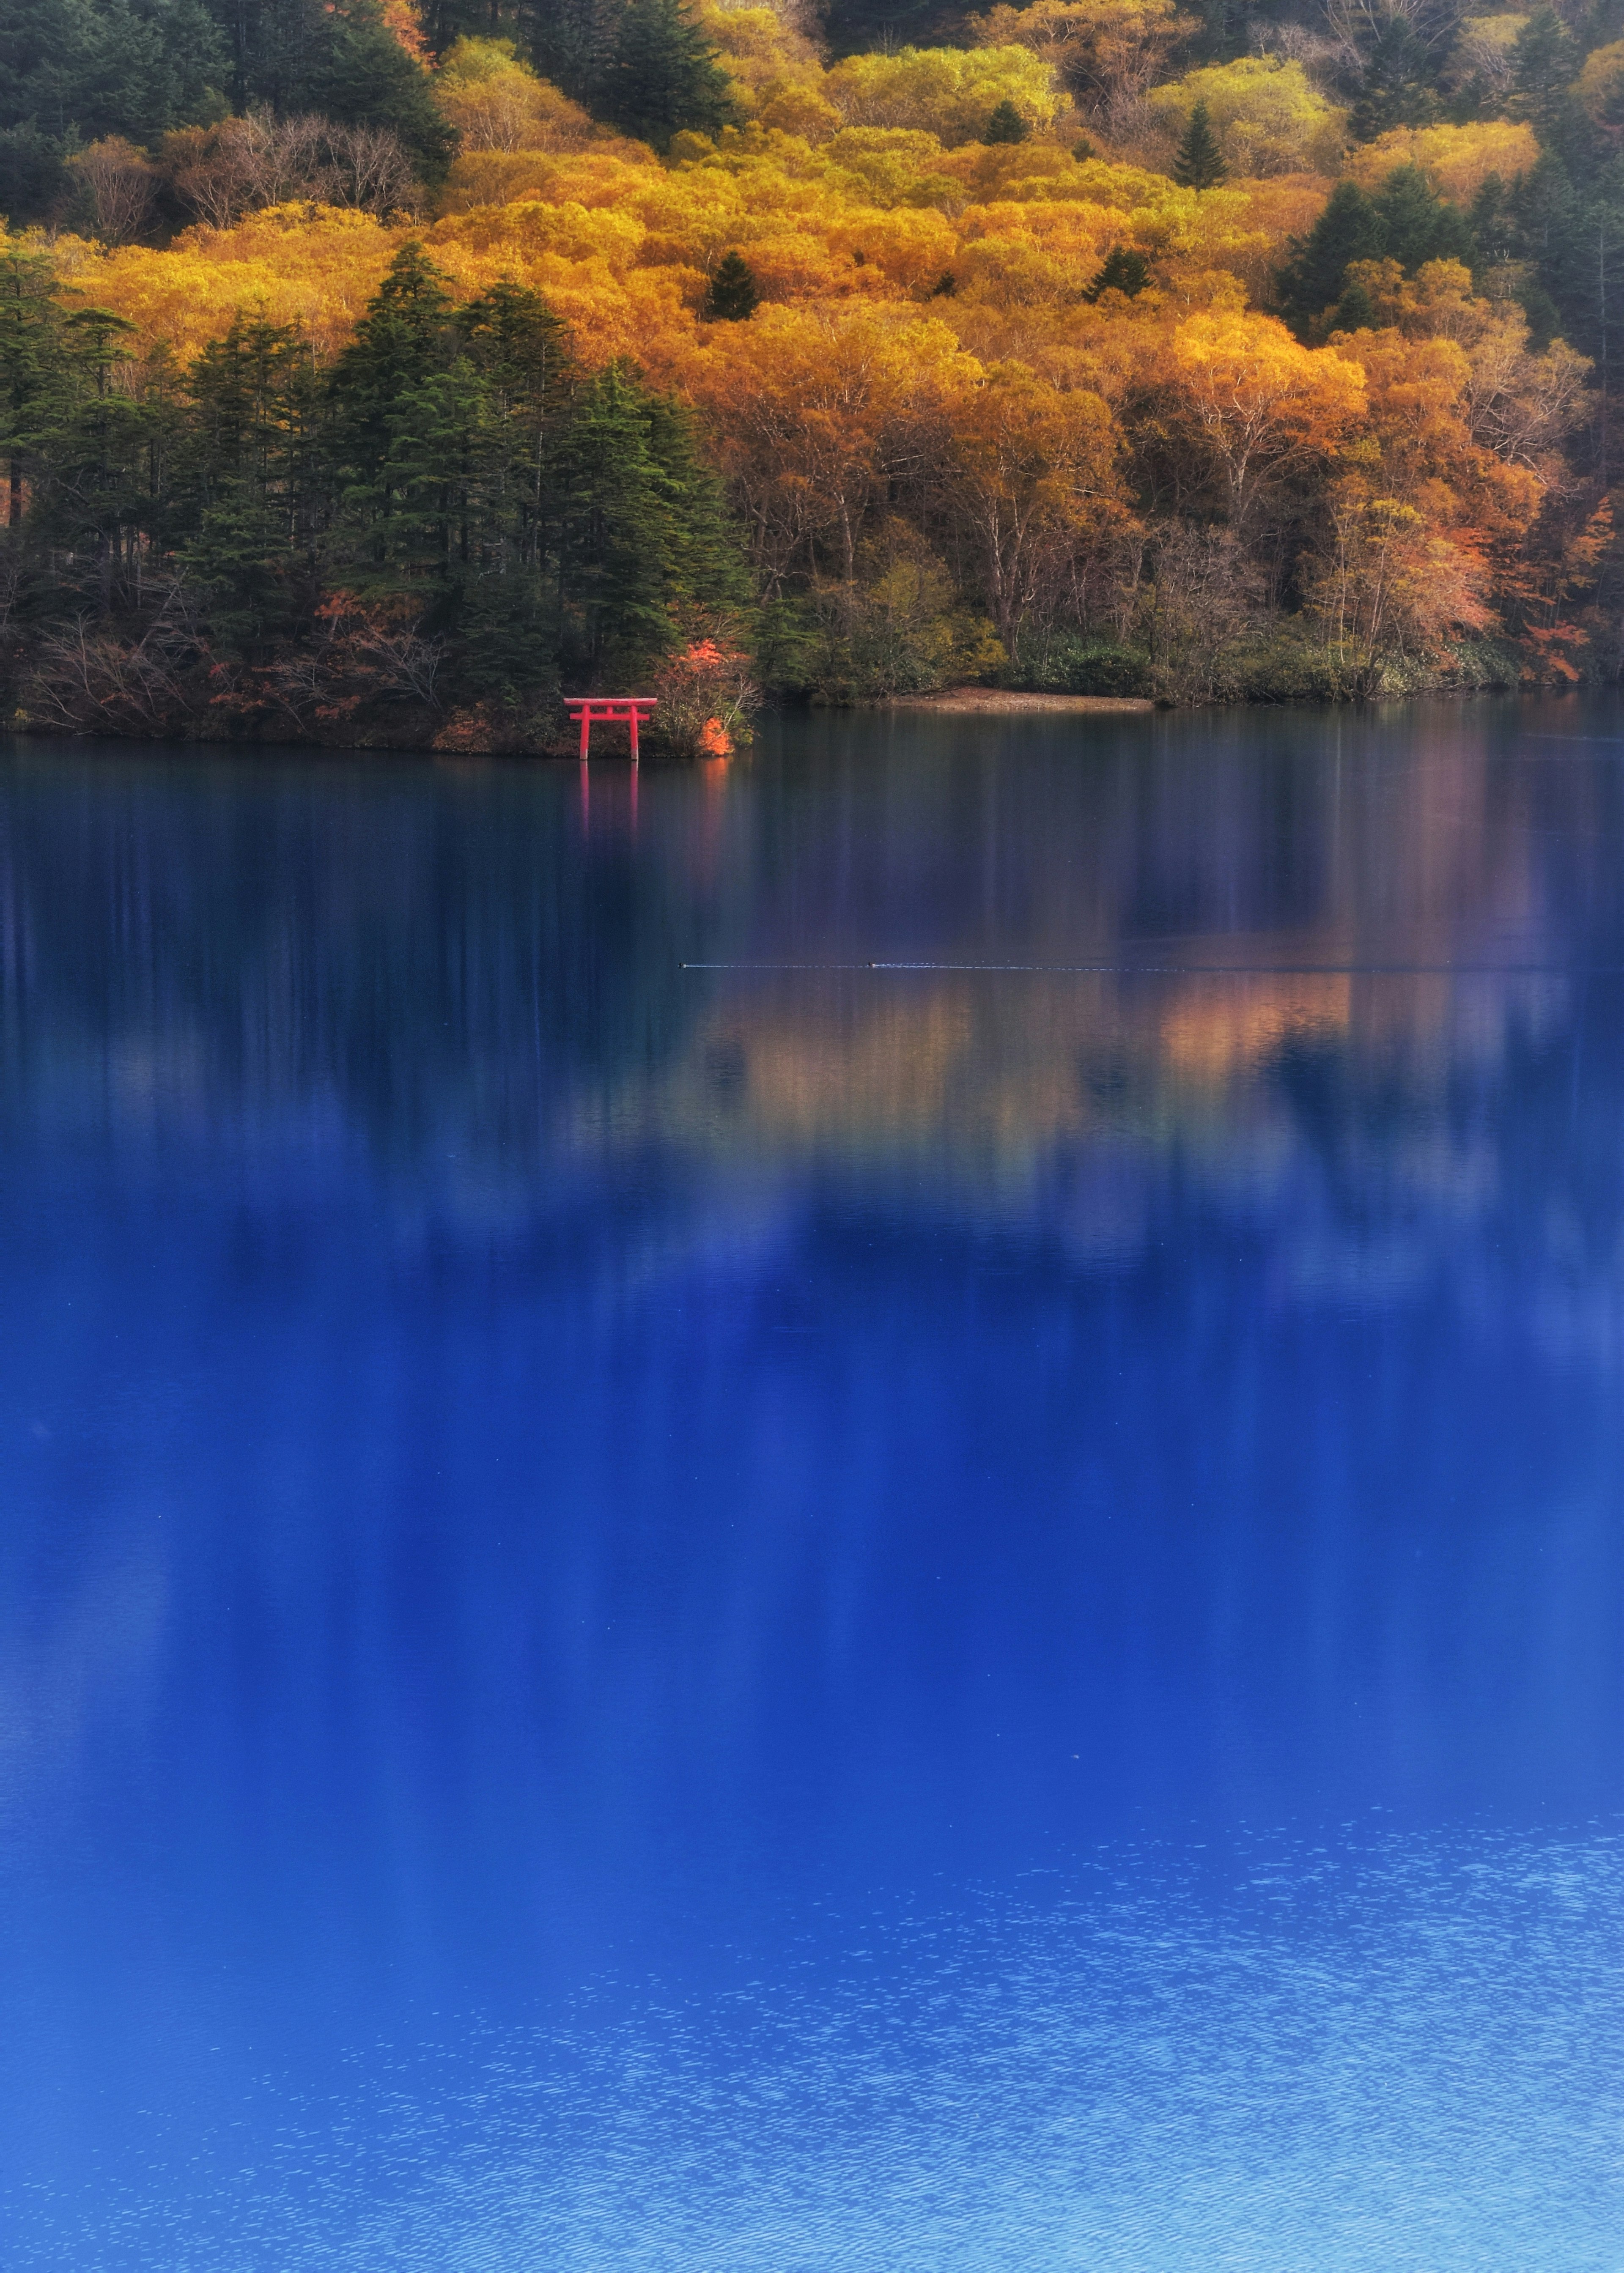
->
[2, 678, 1596, 762]
[878, 690, 1158, 716]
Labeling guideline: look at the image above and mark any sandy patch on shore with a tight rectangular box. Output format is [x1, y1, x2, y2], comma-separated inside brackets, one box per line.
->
[881, 689, 1155, 715]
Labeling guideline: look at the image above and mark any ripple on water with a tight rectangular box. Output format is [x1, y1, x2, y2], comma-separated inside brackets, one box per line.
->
[63, 1826, 1624, 2273]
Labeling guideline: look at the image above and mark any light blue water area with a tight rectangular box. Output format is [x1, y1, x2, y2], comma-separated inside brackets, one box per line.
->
[1, 698, 1622, 2268]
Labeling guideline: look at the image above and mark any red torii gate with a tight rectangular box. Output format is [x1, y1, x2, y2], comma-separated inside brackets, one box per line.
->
[565, 695, 658, 762]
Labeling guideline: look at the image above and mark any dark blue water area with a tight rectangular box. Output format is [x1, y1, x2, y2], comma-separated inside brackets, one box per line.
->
[2, 696, 1623, 2266]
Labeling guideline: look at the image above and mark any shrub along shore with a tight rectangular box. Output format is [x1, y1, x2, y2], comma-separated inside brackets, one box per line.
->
[3, 0, 1623, 750]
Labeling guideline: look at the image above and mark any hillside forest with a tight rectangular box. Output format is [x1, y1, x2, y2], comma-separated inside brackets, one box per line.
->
[3, 0, 1624, 748]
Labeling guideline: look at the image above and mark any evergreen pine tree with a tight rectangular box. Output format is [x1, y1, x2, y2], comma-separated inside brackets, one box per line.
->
[0, 0, 228, 149]
[1172, 101, 1226, 190]
[522, 0, 614, 101]
[703, 252, 759, 321]
[0, 125, 69, 228]
[644, 392, 748, 612]
[0, 240, 71, 536]
[1372, 164, 1473, 271]
[176, 312, 318, 654]
[388, 357, 501, 591]
[195, 0, 452, 175]
[554, 362, 674, 678]
[1083, 247, 1150, 301]
[300, 2, 459, 181]
[454, 280, 577, 696]
[1275, 180, 1385, 329]
[595, 0, 737, 148]
[981, 99, 1029, 145]
[328, 243, 458, 565]
[45, 304, 166, 610]
[1348, 13, 1437, 144]
[1510, 7, 1581, 145]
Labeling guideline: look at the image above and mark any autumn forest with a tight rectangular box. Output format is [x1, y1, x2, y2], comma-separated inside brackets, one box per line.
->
[3, 0, 1624, 748]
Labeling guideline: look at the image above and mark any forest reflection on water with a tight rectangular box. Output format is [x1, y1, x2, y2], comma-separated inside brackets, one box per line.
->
[1, 699, 1623, 2268]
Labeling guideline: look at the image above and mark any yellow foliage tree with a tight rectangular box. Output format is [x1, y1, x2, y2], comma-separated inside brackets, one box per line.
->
[61, 204, 401, 360]
[1168, 309, 1365, 527]
[694, 1, 826, 117]
[945, 361, 1126, 647]
[694, 304, 977, 589]
[1308, 478, 1493, 675]
[823, 45, 1063, 146]
[1344, 120, 1539, 202]
[969, 0, 1195, 117]
[433, 40, 605, 154]
[1575, 41, 1624, 129]
[1148, 58, 1346, 177]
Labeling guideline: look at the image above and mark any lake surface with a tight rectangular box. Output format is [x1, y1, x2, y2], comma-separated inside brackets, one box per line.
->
[2, 697, 1622, 2269]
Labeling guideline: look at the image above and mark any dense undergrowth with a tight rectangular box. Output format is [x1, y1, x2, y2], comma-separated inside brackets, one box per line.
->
[3, 0, 1624, 746]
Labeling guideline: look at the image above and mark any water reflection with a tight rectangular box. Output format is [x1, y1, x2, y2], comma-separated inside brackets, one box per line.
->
[1, 699, 1623, 2266]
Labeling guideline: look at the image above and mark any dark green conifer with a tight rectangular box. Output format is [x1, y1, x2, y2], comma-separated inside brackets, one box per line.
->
[0, 125, 69, 228]
[703, 251, 759, 322]
[0, 0, 228, 149]
[387, 357, 499, 585]
[554, 362, 674, 677]
[45, 304, 164, 608]
[645, 390, 747, 612]
[458, 278, 574, 482]
[328, 243, 458, 558]
[1328, 274, 1379, 333]
[522, 0, 614, 100]
[299, 0, 459, 179]
[0, 239, 71, 534]
[454, 280, 576, 693]
[1274, 165, 1473, 331]
[1348, 13, 1437, 144]
[1083, 247, 1150, 301]
[595, 0, 736, 148]
[1275, 179, 1384, 329]
[1510, 7, 1581, 143]
[176, 311, 319, 649]
[982, 99, 1029, 145]
[1372, 163, 1472, 271]
[1172, 101, 1226, 190]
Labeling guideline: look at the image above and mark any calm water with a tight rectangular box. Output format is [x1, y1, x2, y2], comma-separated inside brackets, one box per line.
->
[2, 698, 1623, 2269]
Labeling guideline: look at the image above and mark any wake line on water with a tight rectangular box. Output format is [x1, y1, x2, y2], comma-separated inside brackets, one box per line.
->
[680, 962, 1620, 975]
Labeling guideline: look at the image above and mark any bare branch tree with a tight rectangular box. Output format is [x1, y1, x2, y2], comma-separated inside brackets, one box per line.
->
[161, 112, 421, 229]
[67, 138, 157, 246]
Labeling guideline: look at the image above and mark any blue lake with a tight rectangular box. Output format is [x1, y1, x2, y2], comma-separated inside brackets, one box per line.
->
[1, 697, 1622, 2268]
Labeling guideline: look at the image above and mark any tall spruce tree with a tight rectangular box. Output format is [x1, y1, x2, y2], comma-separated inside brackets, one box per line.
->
[1275, 169, 1472, 332]
[703, 252, 758, 322]
[1084, 247, 1150, 302]
[198, 0, 455, 176]
[1372, 164, 1472, 271]
[175, 311, 321, 654]
[594, 0, 735, 147]
[453, 279, 576, 695]
[524, 0, 613, 99]
[0, 240, 72, 538]
[328, 242, 459, 567]
[0, 0, 228, 147]
[41, 304, 169, 611]
[1348, 12, 1437, 143]
[554, 362, 673, 677]
[1173, 101, 1226, 189]
[1510, 7, 1582, 145]
[645, 391, 747, 614]
[981, 98, 1029, 145]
